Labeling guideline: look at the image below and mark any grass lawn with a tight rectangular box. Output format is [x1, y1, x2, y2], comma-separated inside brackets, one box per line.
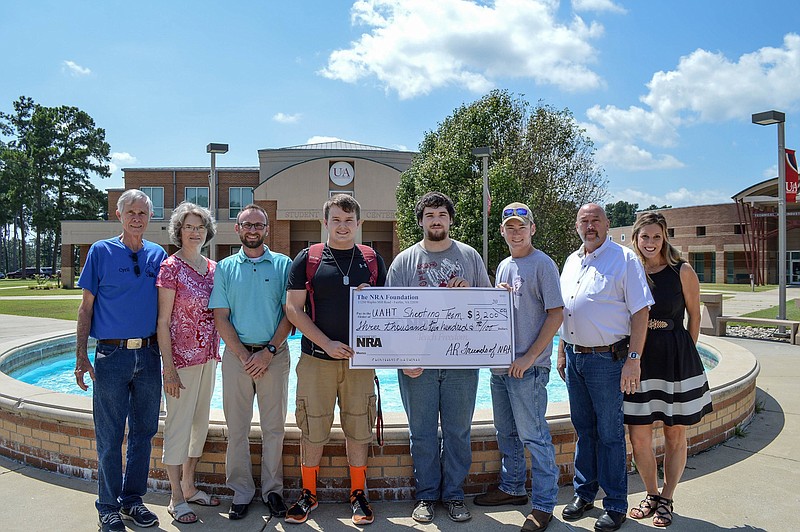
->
[741, 299, 800, 321]
[0, 298, 79, 321]
[0, 286, 81, 297]
[700, 282, 776, 293]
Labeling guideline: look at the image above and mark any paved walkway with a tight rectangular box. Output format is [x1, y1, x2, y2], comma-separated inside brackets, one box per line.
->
[1, 289, 798, 531]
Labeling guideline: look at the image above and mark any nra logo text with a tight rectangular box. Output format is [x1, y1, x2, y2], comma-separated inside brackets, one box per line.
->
[356, 336, 383, 348]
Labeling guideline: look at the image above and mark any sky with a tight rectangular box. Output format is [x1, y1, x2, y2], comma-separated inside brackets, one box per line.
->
[2, 0, 799, 208]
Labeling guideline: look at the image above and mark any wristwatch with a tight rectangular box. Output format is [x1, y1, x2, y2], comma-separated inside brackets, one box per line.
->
[266, 343, 277, 354]
[628, 351, 640, 360]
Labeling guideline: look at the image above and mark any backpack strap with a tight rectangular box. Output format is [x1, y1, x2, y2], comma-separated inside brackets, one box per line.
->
[304, 243, 325, 322]
[356, 244, 379, 286]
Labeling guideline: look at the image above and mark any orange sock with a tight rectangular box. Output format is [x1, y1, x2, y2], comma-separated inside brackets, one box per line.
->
[301, 465, 319, 496]
[350, 465, 367, 493]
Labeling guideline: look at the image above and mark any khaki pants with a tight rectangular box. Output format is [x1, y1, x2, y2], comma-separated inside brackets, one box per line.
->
[162, 359, 217, 465]
[222, 344, 290, 503]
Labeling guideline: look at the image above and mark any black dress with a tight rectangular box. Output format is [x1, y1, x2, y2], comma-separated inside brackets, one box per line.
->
[624, 262, 713, 426]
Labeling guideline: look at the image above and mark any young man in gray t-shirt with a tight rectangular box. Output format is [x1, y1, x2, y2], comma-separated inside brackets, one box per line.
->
[473, 202, 562, 532]
[386, 192, 491, 524]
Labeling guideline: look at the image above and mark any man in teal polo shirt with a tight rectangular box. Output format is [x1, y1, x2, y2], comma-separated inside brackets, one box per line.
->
[209, 203, 293, 521]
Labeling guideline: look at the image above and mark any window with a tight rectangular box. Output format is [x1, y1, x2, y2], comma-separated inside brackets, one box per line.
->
[734, 224, 744, 235]
[620, 234, 626, 242]
[696, 226, 706, 236]
[185, 187, 209, 208]
[668, 228, 674, 237]
[229, 187, 254, 219]
[140, 187, 164, 219]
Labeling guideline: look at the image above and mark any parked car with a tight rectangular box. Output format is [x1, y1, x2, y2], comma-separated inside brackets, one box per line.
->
[0, 272, 5, 279]
[39, 267, 61, 278]
[6, 267, 41, 278]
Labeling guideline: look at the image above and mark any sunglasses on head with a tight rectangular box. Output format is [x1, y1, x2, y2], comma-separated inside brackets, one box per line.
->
[503, 207, 529, 218]
[130, 253, 141, 277]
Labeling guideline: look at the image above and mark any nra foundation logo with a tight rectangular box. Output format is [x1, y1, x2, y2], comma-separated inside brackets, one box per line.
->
[356, 336, 383, 348]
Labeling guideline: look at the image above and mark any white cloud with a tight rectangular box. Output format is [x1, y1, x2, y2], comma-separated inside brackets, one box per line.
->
[109, 152, 137, 174]
[321, 0, 608, 99]
[611, 187, 731, 208]
[596, 141, 684, 171]
[273, 112, 302, 124]
[62, 60, 91, 76]
[586, 33, 800, 171]
[571, 0, 625, 14]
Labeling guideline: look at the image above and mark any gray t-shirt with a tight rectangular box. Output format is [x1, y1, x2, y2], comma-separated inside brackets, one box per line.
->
[386, 239, 491, 288]
[493, 248, 564, 372]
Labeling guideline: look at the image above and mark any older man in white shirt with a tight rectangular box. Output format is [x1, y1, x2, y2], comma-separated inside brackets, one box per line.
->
[557, 203, 653, 532]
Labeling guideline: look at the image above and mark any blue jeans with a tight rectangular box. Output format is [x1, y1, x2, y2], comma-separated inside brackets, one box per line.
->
[92, 343, 162, 514]
[565, 345, 627, 514]
[490, 366, 559, 514]
[398, 368, 479, 501]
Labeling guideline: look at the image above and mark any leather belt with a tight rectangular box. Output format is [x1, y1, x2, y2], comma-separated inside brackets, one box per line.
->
[648, 318, 674, 330]
[98, 334, 158, 349]
[243, 344, 267, 353]
[571, 344, 612, 354]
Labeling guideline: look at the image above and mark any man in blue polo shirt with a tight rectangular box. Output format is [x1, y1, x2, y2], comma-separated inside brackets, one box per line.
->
[209, 203, 293, 521]
[75, 189, 168, 532]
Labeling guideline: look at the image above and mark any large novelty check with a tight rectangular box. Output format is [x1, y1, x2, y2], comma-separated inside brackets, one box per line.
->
[349, 287, 514, 369]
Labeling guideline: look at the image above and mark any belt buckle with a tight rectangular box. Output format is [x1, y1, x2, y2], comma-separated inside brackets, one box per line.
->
[126, 338, 143, 349]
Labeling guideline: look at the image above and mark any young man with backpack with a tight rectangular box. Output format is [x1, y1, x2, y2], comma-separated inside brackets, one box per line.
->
[285, 194, 387, 525]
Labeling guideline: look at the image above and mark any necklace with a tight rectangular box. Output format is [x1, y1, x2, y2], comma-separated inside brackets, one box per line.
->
[327, 245, 356, 285]
[178, 251, 207, 274]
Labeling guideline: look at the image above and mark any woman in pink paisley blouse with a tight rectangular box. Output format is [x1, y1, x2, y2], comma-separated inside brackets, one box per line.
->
[156, 202, 221, 523]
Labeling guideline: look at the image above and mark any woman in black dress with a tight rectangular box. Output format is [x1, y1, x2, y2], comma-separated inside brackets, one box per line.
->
[624, 213, 712, 528]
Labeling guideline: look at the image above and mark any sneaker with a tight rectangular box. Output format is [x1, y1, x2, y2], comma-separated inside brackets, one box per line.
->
[445, 500, 472, 522]
[412, 500, 435, 523]
[285, 489, 318, 524]
[120, 503, 159, 527]
[350, 489, 374, 525]
[98, 511, 125, 532]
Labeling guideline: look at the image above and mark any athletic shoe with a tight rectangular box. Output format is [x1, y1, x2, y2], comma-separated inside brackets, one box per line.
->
[412, 500, 435, 523]
[285, 489, 318, 524]
[445, 500, 472, 522]
[120, 503, 159, 527]
[350, 489, 374, 525]
[98, 511, 125, 532]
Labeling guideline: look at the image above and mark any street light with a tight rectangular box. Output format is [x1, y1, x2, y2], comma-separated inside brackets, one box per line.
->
[472, 146, 492, 268]
[752, 110, 786, 326]
[206, 142, 228, 261]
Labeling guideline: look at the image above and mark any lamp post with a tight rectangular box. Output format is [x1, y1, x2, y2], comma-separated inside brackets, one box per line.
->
[752, 110, 786, 325]
[472, 146, 492, 268]
[206, 142, 228, 261]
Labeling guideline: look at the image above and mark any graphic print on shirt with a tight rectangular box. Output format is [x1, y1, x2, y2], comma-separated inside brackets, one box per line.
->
[415, 257, 463, 286]
[510, 275, 524, 309]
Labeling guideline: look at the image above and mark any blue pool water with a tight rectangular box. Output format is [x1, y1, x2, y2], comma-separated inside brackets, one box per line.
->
[10, 335, 717, 413]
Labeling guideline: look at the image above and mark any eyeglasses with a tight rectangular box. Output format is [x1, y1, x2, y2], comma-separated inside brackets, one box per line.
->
[239, 222, 266, 231]
[503, 207, 529, 218]
[182, 224, 207, 233]
[130, 253, 141, 277]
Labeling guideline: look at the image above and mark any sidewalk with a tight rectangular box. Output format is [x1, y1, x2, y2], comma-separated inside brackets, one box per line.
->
[1, 289, 798, 531]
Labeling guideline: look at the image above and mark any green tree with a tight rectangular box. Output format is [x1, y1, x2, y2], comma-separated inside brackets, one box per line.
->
[1, 97, 110, 274]
[644, 203, 671, 210]
[396, 90, 606, 272]
[605, 200, 639, 227]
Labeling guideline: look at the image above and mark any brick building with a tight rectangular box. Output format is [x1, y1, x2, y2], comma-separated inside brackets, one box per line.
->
[608, 177, 800, 285]
[60, 141, 415, 288]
